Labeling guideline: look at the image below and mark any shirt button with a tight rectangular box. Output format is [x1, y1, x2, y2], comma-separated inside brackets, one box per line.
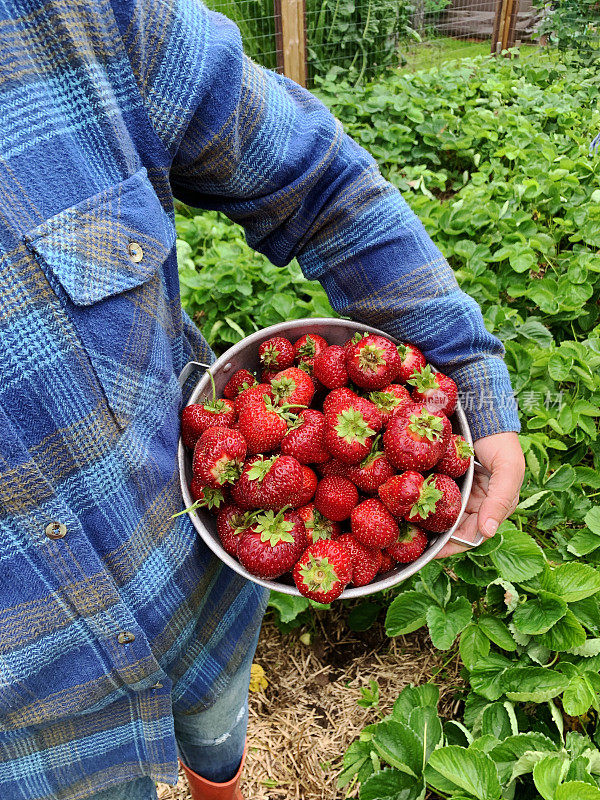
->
[45, 521, 67, 539]
[117, 631, 136, 644]
[127, 242, 144, 263]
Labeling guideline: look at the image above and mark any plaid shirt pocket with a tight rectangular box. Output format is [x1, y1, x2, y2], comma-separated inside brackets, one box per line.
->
[24, 168, 177, 428]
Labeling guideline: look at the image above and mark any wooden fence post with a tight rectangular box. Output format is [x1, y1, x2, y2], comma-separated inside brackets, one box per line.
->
[274, 0, 307, 87]
[491, 0, 521, 54]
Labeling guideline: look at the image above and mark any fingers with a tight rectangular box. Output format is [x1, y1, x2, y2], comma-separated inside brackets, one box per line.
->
[475, 433, 525, 538]
[434, 511, 479, 558]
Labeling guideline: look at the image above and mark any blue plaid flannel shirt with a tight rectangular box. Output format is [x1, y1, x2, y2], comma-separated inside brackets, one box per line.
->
[0, 0, 519, 797]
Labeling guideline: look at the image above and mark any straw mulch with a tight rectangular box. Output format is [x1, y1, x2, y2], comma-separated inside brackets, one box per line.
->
[157, 606, 464, 800]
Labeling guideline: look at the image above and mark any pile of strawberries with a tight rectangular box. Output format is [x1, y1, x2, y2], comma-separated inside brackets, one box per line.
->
[180, 330, 473, 603]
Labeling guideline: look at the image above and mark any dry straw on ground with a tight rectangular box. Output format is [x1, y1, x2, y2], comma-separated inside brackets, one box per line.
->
[157, 607, 463, 800]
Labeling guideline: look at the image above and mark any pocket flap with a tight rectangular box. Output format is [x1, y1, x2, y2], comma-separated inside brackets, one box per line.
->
[25, 168, 176, 306]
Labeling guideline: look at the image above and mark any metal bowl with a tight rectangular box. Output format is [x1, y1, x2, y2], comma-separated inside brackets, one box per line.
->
[178, 318, 476, 598]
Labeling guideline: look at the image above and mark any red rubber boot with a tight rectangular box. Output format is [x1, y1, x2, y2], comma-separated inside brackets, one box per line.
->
[179, 741, 247, 800]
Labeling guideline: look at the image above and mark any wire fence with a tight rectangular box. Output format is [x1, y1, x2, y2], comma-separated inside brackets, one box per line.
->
[204, 0, 600, 85]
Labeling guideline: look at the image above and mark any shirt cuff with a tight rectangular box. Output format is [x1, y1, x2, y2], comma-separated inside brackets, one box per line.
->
[448, 357, 521, 441]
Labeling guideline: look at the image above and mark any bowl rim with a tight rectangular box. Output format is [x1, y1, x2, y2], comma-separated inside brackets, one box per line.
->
[177, 318, 474, 598]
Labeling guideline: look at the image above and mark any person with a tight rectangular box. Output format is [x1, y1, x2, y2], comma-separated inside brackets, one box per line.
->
[0, 0, 525, 798]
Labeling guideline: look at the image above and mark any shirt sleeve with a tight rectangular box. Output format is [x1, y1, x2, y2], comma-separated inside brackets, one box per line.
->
[115, 0, 520, 440]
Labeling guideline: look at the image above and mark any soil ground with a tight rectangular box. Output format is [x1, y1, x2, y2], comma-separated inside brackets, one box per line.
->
[157, 605, 464, 800]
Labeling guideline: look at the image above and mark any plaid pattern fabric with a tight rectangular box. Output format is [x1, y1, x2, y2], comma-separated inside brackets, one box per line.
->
[0, 0, 519, 798]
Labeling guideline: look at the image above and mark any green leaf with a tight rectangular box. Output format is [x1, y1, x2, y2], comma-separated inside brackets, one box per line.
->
[562, 675, 598, 716]
[372, 720, 423, 777]
[477, 614, 518, 651]
[544, 464, 576, 491]
[267, 592, 310, 624]
[425, 746, 501, 800]
[512, 591, 568, 635]
[348, 602, 381, 632]
[481, 703, 513, 741]
[490, 733, 559, 784]
[555, 782, 600, 800]
[426, 597, 473, 650]
[408, 706, 443, 762]
[501, 667, 569, 702]
[585, 507, 600, 535]
[486, 579, 519, 612]
[470, 653, 513, 701]
[537, 610, 587, 651]
[360, 769, 423, 800]
[392, 684, 439, 720]
[542, 563, 600, 602]
[533, 754, 570, 800]
[460, 624, 491, 671]
[567, 528, 600, 557]
[386, 592, 430, 637]
[489, 525, 545, 582]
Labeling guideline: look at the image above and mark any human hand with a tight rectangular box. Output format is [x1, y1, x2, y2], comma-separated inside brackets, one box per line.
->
[435, 431, 525, 558]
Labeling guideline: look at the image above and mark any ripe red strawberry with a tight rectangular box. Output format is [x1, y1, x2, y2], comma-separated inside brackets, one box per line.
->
[293, 333, 328, 370]
[223, 369, 257, 400]
[231, 456, 268, 509]
[281, 409, 330, 464]
[346, 446, 395, 494]
[387, 522, 428, 563]
[346, 335, 401, 390]
[293, 539, 352, 602]
[234, 383, 273, 414]
[313, 345, 349, 389]
[297, 465, 318, 506]
[383, 404, 449, 471]
[405, 474, 444, 521]
[378, 471, 425, 517]
[258, 336, 295, 370]
[396, 342, 427, 383]
[271, 367, 315, 411]
[181, 399, 236, 449]
[216, 503, 253, 556]
[378, 550, 395, 574]
[369, 384, 412, 426]
[325, 406, 377, 465]
[407, 473, 462, 532]
[238, 508, 307, 579]
[336, 534, 382, 587]
[298, 503, 341, 544]
[408, 365, 458, 416]
[326, 395, 382, 433]
[238, 395, 296, 454]
[322, 387, 359, 417]
[318, 459, 350, 478]
[350, 498, 399, 548]
[314, 476, 359, 521]
[437, 434, 474, 478]
[192, 427, 247, 487]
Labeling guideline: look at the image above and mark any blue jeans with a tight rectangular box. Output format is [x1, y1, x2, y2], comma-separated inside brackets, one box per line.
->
[90, 629, 260, 800]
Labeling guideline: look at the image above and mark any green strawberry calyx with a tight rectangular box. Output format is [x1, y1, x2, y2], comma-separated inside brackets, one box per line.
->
[297, 335, 317, 359]
[407, 409, 444, 441]
[351, 331, 369, 345]
[253, 508, 295, 546]
[370, 390, 402, 412]
[357, 343, 386, 374]
[213, 456, 243, 486]
[407, 363, 439, 392]
[260, 343, 282, 367]
[456, 437, 475, 460]
[396, 520, 423, 543]
[396, 342, 409, 360]
[409, 476, 443, 519]
[263, 396, 303, 424]
[298, 553, 339, 593]
[335, 408, 376, 445]
[247, 455, 277, 483]
[171, 486, 225, 518]
[358, 436, 382, 468]
[271, 376, 296, 402]
[311, 510, 336, 541]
